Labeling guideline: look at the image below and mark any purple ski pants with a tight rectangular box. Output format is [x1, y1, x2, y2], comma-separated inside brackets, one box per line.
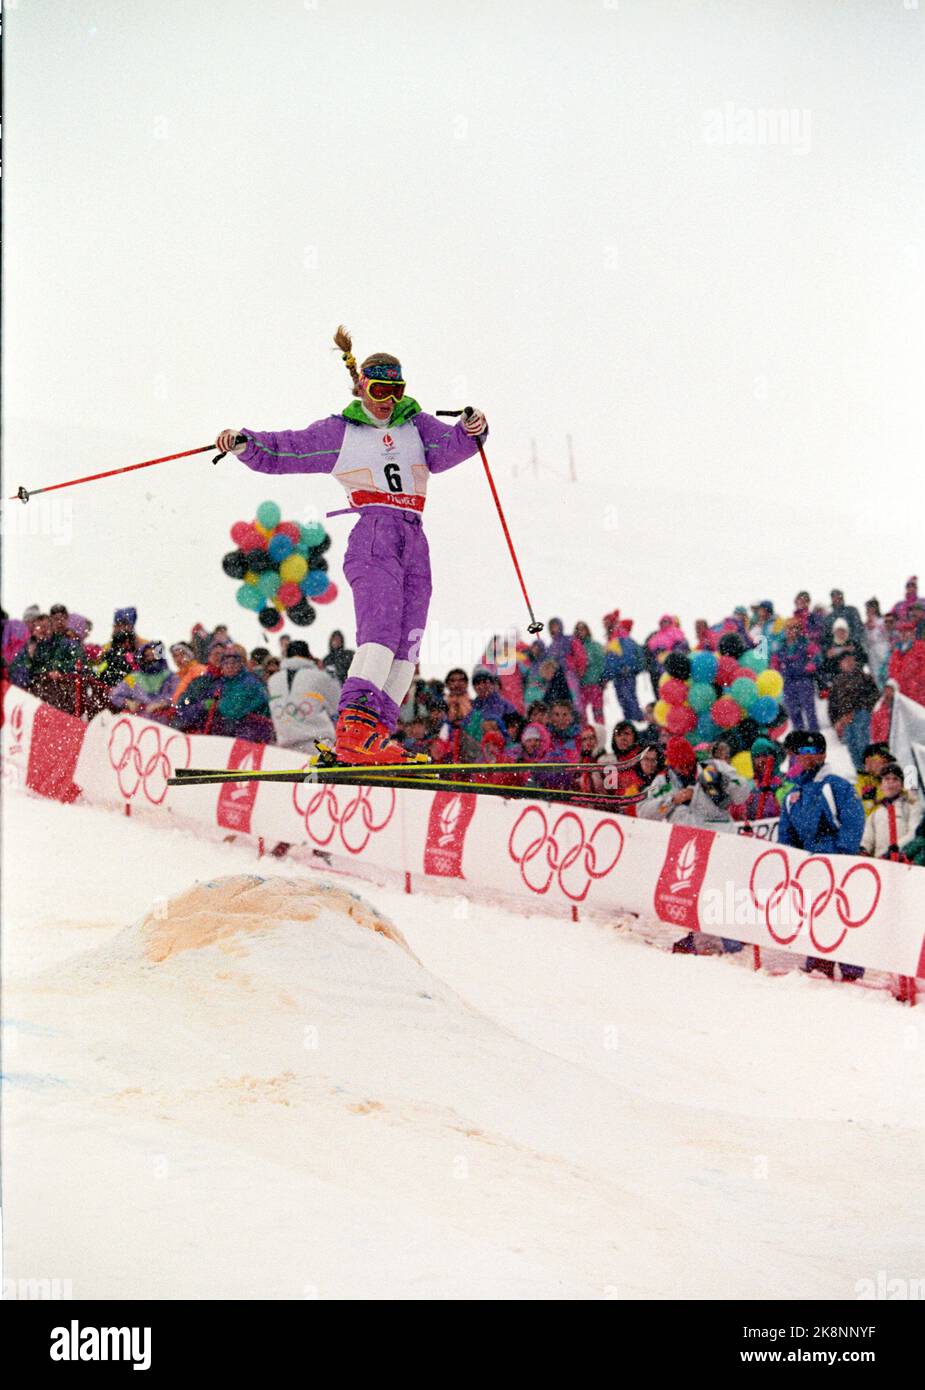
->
[338, 509, 432, 724]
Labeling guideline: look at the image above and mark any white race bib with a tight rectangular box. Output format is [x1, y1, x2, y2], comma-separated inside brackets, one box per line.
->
[334, 421, 429, 512]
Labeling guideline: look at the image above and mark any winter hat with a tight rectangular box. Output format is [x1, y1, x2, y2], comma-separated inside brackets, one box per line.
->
[114, 607, 137, 626]
[784, 729, 826, 756]
[522, 723, 545, 743]
[67, 614, 90, 639]
[472, 667, 496, 684]
[23, 604, 40, 623]
[170, 641, 194, 658]
[665, 737, 697, 774]
[750, 736, 783, 769]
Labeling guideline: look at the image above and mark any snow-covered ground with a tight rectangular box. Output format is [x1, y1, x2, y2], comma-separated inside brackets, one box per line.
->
[3, 787, 922, 1300]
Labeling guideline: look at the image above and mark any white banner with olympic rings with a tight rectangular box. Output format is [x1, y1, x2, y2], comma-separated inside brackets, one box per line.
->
[62, 706, 925, 977]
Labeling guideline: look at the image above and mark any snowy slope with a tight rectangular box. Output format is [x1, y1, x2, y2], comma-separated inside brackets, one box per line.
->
[3, 789, 922, 1300]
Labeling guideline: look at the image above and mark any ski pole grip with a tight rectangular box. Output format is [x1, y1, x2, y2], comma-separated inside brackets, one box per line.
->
[212, 434, 248, 465]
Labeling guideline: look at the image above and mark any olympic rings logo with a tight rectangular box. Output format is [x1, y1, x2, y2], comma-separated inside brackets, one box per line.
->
[107, 718, 192, 805]
[508, 806, 625, 902]
[292, 781, 396, 855]
[748, 848, 882, 954]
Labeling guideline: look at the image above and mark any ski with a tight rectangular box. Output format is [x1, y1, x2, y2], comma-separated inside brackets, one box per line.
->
[171, 757, 637, 782]
[166, 767, 642, 811]
[166, 766, 644, 807]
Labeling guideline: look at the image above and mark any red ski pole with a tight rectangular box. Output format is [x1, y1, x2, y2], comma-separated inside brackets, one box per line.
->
[438, 408, 543, 635]
[9, 440, 235, 504]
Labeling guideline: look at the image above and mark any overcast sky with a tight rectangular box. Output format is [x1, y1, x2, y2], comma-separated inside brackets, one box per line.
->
[3, 0, 923, 664]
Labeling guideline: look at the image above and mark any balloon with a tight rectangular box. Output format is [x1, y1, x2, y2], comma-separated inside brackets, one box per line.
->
[238, 526, 264, 552]
[287, 599, 316, 626]
[654, 699, 670, 726]
[729, 677, 758, 709]
[272, 596, 285, 612]
[279, 553, 309, 584]
[258, 570, 281, 598]
[221, 549, 248, 579]
[695, 713, 719, 742]
[258, 607, 284, 630]
[236, 584, 263, 611]
[277, 581, 302, 607]
[666, 704, 697, 735]
[230, 521, 252, 546]
[711, 696, 741, 729]
[664, 652, 691, 681]
[276, 521, 301, 544]
[661, 677, 689, 706]
[308, 556, 328, 574]
[715, 655, 739, 687]
[755, 668, 784, 700]
[256, 500, 282, 530]
[688, 681, 715, 713]
[731, 751, 754, 780]
[751, 696, 779, 725]
[303, 525, 329, 550]
[268, 533, 295, 563]
[717, 633, 745, 659]
[244, 548, 274, 573]
[254, 523, 273, 540]
[733, 665, 756, 682]
[301, 569, 330, 597]
[730, 717, 760, 756]
[740, 648, 767, 673]
[243, 570, 258, 586]
[690, 650, 717, 683]
[313, 582, 338, 605]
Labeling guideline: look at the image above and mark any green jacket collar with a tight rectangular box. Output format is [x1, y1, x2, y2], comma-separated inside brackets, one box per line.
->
[342, 397, 422, 427]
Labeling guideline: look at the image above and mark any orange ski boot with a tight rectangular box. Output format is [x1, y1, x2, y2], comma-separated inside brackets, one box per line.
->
[334, 706, 409, 765]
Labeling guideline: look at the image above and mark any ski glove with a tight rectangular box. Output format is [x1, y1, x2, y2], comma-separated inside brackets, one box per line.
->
[215, 429, 247, 455]
[461, 409, 487, 436]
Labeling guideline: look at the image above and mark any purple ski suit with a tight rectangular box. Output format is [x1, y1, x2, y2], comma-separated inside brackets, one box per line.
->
[237, 399, 481, 725]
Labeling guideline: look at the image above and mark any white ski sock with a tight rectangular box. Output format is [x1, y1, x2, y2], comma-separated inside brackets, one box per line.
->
[347, 642, 395, 690]
[382, 658, 416, 708]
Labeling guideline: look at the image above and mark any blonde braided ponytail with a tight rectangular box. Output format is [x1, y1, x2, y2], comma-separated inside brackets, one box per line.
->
[333, 324, 359, 390]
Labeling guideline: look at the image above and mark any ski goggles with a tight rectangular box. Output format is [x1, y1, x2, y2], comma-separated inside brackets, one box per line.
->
[364, 378, 406, 402]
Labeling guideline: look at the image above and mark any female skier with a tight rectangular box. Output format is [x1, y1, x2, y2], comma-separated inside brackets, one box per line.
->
[216, 326, 487, 764]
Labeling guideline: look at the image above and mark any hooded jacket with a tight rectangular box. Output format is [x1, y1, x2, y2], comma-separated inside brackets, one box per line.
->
[639, 758, 752, 825]
[110, 659, 178, 710]
[777, 764, 865, 854]
[175, 668, 274, 742]
[861, 790, 921, 858]
[267, 658, 340, 749]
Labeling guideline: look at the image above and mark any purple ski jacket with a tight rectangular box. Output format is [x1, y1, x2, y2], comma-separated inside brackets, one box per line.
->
[236, 398, 482, 516]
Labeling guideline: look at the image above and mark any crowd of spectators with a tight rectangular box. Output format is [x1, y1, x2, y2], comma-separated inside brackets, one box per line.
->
[4, 579, 923, 888]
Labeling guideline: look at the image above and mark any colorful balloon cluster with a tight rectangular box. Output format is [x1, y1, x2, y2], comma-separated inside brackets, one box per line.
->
[222, 501, 338, 633]
[652, 647, 786, 754]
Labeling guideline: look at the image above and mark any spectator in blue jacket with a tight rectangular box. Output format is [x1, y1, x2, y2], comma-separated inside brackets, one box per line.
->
[601, 628, 645, 722]
[778, 731, 866, 981]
